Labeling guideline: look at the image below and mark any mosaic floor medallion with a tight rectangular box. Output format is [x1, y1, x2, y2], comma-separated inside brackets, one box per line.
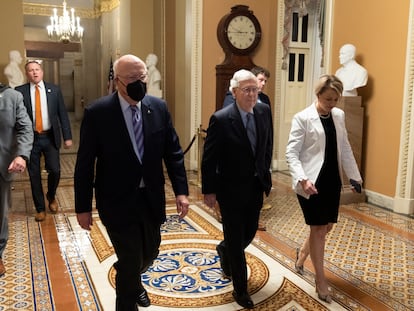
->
[64, 203, 350, 310]
[108, 242, 269, 307]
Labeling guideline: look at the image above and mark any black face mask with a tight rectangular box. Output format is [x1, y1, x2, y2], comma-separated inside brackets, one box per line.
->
[126, 80, 147, 102]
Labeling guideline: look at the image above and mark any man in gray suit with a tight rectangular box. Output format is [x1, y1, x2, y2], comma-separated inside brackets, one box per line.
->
[0, 84, 33, 276]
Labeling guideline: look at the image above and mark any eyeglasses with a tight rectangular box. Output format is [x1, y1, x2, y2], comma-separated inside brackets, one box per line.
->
[117, 73, 148, 83]
[239, 87, 259, 94]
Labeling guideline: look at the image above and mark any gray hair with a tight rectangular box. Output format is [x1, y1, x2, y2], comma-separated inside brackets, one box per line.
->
[229, 69, 257, 92]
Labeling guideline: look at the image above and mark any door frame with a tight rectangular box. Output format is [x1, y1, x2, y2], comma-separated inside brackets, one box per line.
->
[272, 0, 334, 171]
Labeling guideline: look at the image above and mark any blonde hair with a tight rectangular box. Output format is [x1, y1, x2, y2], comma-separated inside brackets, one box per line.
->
[315, 74, 343, 97]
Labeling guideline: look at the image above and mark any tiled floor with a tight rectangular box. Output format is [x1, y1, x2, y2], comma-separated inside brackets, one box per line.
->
[2, 115, 414, 310]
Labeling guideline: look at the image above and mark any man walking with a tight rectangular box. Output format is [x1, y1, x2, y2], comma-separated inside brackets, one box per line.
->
[16, 60, 72, 221]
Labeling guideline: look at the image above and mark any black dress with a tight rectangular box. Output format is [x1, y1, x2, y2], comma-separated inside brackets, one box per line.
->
[298, 114, 342, 225]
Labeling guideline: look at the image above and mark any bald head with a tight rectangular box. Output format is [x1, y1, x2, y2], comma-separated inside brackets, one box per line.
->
[114, 54, 147, 79]
[113, 54, 148, 104]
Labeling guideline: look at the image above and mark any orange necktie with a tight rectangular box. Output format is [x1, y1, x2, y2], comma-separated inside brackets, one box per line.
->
[35, 84, 43, 132]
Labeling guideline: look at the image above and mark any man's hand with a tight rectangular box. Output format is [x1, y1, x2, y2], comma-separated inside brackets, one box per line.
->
[77, 212, 93, 230]
[64, 139, 73, 149]
[7, 156, 27, 174]
[204, 193, 216, 209]
[176, 195, 189, 219]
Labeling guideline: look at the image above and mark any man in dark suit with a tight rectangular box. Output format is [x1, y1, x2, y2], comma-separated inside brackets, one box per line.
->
[16, 60, 72, 222]
[74, 54, 190, 311]
[222, 66, 273, 230]
[202, 69, 273, 309]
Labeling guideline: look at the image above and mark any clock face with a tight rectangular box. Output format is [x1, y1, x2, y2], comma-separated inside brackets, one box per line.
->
[226, 16, 257, 50]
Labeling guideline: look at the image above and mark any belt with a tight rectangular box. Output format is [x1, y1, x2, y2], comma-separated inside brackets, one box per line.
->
[34, 130, 51, 136]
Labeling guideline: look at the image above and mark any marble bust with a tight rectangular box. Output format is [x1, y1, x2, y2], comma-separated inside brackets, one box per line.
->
[146, 53, 162, 98]
[335, 44, 368, 96]
[4, 50, 25, 89]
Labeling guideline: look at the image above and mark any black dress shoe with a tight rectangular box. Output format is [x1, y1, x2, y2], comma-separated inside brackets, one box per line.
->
[137, 289, 151, 307]
[216, 244, 231, 277]
[232, 291, 254, 309]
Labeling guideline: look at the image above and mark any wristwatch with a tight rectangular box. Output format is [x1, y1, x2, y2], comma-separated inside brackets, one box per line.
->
[19, 155, 29, 162]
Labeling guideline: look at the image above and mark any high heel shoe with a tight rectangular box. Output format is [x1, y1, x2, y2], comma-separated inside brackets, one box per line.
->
[315, 285, 332, 303]
[294, 248, 304, 275]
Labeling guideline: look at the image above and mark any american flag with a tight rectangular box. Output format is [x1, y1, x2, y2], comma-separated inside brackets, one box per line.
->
[107, 58, 114, 94]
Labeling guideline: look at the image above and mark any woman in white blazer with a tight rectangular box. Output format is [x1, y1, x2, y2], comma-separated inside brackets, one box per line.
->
[286, 75, 362, 303]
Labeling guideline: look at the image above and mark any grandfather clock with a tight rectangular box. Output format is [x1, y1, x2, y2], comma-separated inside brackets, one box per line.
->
[215, 5, 262, 110]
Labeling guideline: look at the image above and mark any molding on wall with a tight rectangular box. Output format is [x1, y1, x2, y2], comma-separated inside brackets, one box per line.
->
[273, 159, 288, 172]
[394, 0, 414, 215]
[365, 190, 394, 211]
[324, 0, 334, 72]
[23, 3, 95, 18]
[189, 0, 203, 171]
[393, 197, 414, 215]
[273, 0, 285, 171]
[23, 0, 120, 18]
[99, 0, 120, 13]
[161, 0, 166, 100]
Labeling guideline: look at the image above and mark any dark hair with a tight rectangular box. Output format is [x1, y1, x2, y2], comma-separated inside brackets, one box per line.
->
[251, 66, 270, 78]
[315, 74, 343, 97]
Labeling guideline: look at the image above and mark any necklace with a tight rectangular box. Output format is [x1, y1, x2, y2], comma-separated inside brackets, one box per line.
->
[319, 112, 331, 119]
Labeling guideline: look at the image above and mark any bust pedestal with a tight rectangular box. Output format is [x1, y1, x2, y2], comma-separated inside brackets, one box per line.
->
[337, 96, 366, 204]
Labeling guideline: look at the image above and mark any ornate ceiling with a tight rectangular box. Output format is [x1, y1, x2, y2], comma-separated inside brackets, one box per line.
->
[23, 0, 119, 18]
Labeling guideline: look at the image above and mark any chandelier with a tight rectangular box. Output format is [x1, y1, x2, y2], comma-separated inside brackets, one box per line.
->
[46, 0, 84, 43]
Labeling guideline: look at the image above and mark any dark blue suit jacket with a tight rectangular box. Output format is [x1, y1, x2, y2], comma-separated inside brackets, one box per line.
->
[15, 82, 72, 149]
[74, 92, 189, 228]
[202, 102, 273, 197]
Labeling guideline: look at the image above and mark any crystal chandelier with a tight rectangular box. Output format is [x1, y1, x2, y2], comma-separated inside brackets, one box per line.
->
[46, 0, 84, 43]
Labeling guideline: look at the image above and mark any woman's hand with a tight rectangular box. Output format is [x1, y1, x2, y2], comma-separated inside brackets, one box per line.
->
[300, 179, 318, 196]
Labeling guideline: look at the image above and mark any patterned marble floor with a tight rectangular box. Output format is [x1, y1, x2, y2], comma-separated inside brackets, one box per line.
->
[1, 128, 414, 310]
[4, 172, 346, 310]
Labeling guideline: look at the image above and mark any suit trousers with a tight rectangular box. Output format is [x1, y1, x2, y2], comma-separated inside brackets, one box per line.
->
[105, 191, 162, 310]
[217, 177, 263, 294]
[28, 133, 60, 212]
[0, 176, 11, 258]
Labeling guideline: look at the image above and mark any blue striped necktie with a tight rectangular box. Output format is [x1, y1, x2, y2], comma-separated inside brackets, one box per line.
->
[246, 113, 256, 154]
[130, 105, 144, 160]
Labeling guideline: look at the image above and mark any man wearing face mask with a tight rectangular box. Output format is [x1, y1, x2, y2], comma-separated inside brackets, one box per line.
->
[74, 54, 190, 311]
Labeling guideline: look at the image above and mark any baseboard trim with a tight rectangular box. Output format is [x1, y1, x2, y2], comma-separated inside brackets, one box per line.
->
[365, 189, 394, 211]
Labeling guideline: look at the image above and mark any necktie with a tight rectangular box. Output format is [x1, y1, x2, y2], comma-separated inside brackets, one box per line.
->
[35, 85, 43, 132]
[131, 105, 144, 160]
[246, 113, 256, 154]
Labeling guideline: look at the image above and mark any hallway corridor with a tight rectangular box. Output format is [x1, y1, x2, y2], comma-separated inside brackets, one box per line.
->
[1, 116, 413, 310]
